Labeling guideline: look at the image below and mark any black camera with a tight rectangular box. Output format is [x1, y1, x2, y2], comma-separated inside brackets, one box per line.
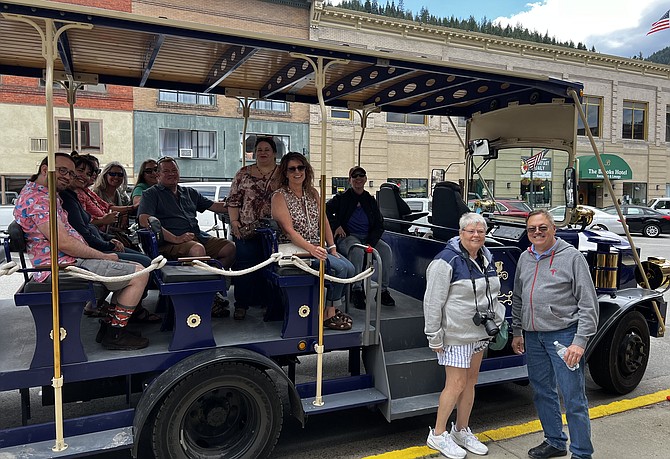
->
[473, 311, 499, 337]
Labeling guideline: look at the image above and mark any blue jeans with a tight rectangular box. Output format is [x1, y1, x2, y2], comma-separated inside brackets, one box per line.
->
[336, 234, 393, 291]
[311, 254, 355, 305]
[525, 325, 593, 459]
[232, 236, 271, 309]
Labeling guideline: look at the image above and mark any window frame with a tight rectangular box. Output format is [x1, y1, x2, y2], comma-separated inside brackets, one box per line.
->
[386, 112, 426, 125]
[159, 128, 218, 159]
[158, 89, 216, 107]
[56, 118, 102, 154]
[240, 133, 290, 162]
[577, 95, 602, 137]
[622, 100, 647, 141]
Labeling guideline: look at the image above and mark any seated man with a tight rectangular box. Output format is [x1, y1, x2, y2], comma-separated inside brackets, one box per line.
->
[326, 166, 395, 309]
[137, 156, 235, 316]
[14, 153, 150, 350]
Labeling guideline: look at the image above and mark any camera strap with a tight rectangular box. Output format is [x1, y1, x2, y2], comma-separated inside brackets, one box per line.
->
[463, 248, 494, 316]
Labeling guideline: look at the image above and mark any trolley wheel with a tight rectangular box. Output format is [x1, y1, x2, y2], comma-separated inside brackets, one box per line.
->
[589, 310, 650, 394]
[152, 362, 283, 459]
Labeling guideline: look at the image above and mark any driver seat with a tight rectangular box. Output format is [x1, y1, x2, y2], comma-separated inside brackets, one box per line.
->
[432, 181, 471, 241]
[377, 182, 427, 234]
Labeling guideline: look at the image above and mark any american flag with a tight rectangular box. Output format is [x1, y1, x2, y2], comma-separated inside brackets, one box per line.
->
[648, 10, 670, 35]
[524, 149, 548, 171]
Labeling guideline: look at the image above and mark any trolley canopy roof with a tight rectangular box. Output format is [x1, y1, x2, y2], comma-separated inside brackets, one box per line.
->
[1, 0, 583, 117]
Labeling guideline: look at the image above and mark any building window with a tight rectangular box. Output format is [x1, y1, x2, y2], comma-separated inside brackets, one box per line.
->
[387, 178, 428, 198]
[247, 99, 289, 112]
[159, 90, 216, 106]
[386, 112, 426, 125]
[665, 106, 670, 142]
[159, 128, 217, 159]
[331, 109, 352, 120]
[577, 96, 602, 137]
[242, 133, 290, 161]
[331, 177, 350, 195]
[622, 100, 647, 140]
[57, 119, 102, 153]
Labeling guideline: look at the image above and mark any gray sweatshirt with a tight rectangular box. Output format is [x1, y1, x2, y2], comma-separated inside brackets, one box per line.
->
[511, 238, 599, 348]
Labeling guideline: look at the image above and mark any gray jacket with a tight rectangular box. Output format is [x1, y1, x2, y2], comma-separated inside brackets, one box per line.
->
[511, 238, 599, 348]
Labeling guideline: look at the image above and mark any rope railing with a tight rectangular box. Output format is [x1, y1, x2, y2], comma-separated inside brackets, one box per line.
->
[63, 256, 167, 283]
[0, 261, 19, 276]
[287, 255, 374, 283]
[190, 253, 283, 276]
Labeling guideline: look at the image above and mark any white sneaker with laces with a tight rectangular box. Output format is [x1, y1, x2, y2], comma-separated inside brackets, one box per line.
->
[426, 427, 467, 459]
[450, 423, 489, 455]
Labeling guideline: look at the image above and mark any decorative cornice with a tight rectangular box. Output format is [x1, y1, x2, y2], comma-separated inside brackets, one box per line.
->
[317, 7, 670, 77]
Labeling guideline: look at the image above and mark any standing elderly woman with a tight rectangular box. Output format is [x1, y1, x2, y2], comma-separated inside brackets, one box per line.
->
[93, 161, 136, 231]
[131, 159, 159, 206]
[227, 137, 279, 320]
[271, 152, 355, 330]
[424, 213, 505, 458]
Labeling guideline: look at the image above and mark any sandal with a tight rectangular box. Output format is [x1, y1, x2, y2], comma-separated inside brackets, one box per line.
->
[324, 314, 352, 331]
[129, 307, 162, 323]
[335, 308, 352, 324]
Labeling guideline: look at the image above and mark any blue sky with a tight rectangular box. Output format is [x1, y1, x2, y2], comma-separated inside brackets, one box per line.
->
[328, 0, 670, 58]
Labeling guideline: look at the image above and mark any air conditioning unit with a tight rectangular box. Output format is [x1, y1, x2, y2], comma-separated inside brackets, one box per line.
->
[179, 148, 193, 158]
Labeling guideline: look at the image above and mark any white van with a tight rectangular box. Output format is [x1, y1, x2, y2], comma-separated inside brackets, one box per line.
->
[179, 181, 232, 237]
[648, 197, 670, 215]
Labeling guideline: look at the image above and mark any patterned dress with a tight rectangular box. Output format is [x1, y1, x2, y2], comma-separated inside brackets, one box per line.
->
[227, 165, 277, 238]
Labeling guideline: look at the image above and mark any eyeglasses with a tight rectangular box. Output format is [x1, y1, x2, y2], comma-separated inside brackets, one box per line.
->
[92, 168, 101, 175]
[462, 229, 486, 236]
[287, 165, 306, 172]
[56, 167, 76, 179]
[144, 167, 158, 174]
[351, 173, 366, 179]
[527, 225, 550, 233]
[107, 172, 124, 178]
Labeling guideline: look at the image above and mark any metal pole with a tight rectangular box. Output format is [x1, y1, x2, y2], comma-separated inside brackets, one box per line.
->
[238, 97, 252, 167]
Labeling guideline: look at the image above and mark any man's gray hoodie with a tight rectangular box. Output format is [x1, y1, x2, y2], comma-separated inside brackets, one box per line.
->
[511, 238, 599, 349]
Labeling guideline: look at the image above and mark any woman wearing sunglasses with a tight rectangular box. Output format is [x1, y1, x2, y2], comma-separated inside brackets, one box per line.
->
[131, 159, 159, 207]
[93, 161, 136, 230]
[271, 152, 355, 331]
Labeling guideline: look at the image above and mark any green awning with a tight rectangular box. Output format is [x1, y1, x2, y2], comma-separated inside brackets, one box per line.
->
[578, 154, 632, 180]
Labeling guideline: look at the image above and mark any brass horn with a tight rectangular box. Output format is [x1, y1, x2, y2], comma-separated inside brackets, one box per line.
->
[635, 257, 670, 291]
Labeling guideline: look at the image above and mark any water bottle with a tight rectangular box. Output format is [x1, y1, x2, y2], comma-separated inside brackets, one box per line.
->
[554, 341, 579, 371]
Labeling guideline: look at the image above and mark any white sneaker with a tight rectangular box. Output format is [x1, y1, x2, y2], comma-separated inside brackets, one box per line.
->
[426, 427, 467, 459]
[450, 423, 489, 455]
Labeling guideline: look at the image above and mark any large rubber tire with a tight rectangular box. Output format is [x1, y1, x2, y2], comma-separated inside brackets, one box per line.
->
[589, 311, 650, 394]
[152, 362, 283, 459]
[643, 223, 661, 237]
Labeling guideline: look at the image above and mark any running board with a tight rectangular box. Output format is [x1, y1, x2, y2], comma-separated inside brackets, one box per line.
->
[0, 427, 133, 457]
[388, 366, 528, 421]
[302, 388, 387, 415]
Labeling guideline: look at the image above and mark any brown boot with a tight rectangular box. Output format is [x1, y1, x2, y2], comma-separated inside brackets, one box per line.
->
[101, 326, 149, 350]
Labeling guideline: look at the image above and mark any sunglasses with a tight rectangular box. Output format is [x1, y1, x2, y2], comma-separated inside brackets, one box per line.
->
[92, 168, 101, 175]
[287, 165, 306, 172]
[351, 173, 366, 179]
[107, 172, 124, 177]
[527, 225, 550, 233]
[144, 167, 158, 174]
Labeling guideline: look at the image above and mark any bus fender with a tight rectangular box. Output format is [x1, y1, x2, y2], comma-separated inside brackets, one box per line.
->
[131, 347, 304, 458]
[585, 288, 666, 361]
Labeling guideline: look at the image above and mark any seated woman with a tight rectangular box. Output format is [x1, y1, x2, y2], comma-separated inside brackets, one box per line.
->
[75, 154, 118, 231]
[61, 155, 151, 266]
[60, 155, 158, 321]
[131, 158, 159, 207]
[271, 152, 355, 331]
[93, 161, 137, 239]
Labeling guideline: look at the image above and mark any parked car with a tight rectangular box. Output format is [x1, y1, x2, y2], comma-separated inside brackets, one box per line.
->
[648, 197, 670, 215]
[404, 197, 432, 235]
[179, 181, 232, 238]
[549, 205, 627, 235]
[469, 198, 532, 218]
[602, 205, 670, 237]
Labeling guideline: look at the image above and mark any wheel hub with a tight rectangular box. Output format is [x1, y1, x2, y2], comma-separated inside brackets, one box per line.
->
[619, 331, 646, 375]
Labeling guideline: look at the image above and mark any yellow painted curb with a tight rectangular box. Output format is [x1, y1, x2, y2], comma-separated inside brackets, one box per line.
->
[362, 389, 670, 459]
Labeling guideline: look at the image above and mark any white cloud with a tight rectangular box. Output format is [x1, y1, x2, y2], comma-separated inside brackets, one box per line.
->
[494, 0, 666, 55]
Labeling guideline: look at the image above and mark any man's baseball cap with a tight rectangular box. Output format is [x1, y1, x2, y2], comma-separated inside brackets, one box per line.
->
[349, 166, 366, 177]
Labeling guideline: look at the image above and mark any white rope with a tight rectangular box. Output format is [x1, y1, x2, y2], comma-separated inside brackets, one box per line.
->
[287, 255, 375, 284]
[0, 261, 19, 276]
[63, 255, 167, 284]
[190, 253, 283, 277]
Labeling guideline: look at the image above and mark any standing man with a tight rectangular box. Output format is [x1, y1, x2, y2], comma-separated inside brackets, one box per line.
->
[137, 157, 235, 315]
[326, 166, 395, 309]
[511, 209, 598, 459]
[14, 153, 150, 350]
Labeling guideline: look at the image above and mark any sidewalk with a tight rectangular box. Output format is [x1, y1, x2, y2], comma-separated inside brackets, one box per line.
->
[367, 390, 670, 459]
